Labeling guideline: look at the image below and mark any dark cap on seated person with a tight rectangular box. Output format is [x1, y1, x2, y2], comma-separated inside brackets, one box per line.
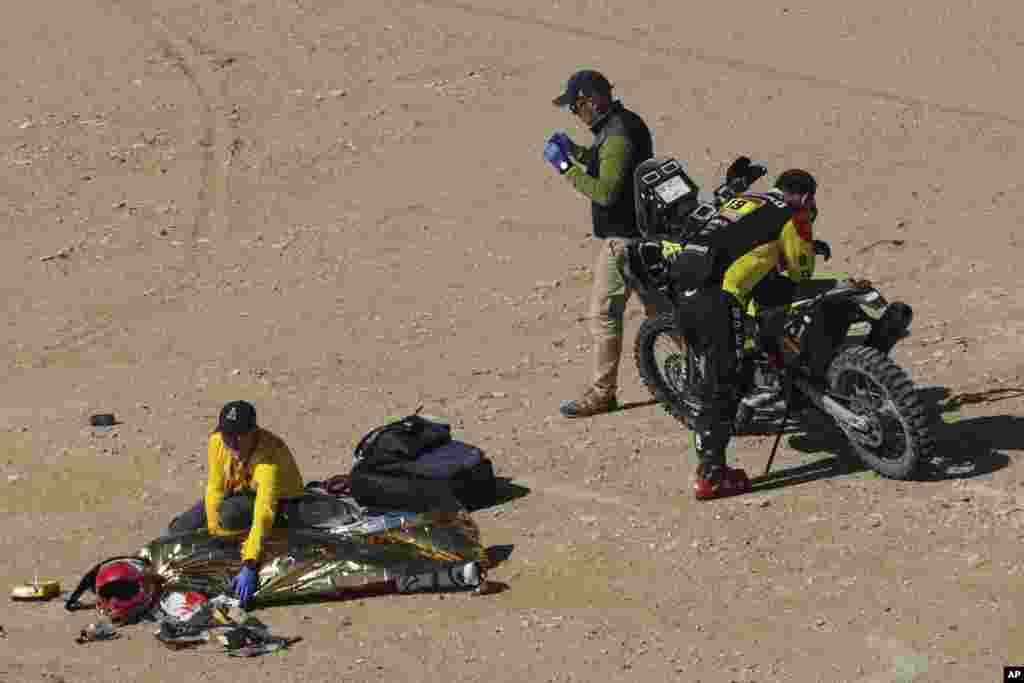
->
[552, 69, 613, 107]
[218, 400, 257, 435]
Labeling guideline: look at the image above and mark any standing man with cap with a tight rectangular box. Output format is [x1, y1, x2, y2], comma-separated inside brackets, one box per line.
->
[168, 400, 305, 605]
[544, 69, 663, 418]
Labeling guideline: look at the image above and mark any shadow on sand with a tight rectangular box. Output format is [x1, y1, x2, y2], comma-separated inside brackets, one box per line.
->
[747, 384, 1020, 491]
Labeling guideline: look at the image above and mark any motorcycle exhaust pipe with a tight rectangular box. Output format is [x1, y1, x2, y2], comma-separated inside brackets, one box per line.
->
[764, 375, 872, 476]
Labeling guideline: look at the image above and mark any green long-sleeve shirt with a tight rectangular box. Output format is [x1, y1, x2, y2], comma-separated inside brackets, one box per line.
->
[560, 101, 653, 239]
[566, 135, 630, 207]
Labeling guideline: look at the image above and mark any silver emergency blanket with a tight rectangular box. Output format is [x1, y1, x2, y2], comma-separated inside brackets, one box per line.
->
[139, 496, 486, 608]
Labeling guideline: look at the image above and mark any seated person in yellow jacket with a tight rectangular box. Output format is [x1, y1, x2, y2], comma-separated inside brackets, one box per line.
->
[169, 400, 304, 604]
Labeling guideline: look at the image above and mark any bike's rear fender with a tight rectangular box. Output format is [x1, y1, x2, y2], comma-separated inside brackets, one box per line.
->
[863, 301, 913, 354]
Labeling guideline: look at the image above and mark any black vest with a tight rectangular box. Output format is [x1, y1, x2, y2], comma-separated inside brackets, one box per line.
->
[587, 103, 653, 239]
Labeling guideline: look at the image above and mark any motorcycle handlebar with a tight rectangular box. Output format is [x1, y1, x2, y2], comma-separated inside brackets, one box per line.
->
[711, 163, 767, 205]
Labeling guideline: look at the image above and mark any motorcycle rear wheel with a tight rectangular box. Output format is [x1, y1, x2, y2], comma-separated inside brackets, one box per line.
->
[826, 345, 934, 479]
[635, 314, 790, 434]
[634, 313, 690, 427]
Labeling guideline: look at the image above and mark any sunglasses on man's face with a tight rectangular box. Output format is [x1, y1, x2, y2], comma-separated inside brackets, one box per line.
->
[570, 95, 588, 115]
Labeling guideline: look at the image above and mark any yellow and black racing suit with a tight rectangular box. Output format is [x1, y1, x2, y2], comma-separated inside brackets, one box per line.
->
[672, 189, 817, 471]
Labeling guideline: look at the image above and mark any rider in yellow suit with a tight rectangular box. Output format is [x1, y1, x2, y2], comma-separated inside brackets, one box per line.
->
[671, 169, 821, 500]
[716, 188, 817, 307]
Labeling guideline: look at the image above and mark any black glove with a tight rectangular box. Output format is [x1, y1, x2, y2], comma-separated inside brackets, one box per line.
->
[813, 239, 831, 261]
[725, 156, 752, 183]
[745, 164, 767, 185]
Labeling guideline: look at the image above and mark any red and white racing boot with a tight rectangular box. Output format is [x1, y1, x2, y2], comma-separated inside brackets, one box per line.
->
[694, 464, 752, 500]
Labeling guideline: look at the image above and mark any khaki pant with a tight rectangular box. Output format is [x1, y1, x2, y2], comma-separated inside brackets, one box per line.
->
[586, 238, 672, 395]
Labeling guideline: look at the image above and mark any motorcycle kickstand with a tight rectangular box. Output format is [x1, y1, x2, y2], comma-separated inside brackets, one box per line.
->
[763, 375, 795, 476]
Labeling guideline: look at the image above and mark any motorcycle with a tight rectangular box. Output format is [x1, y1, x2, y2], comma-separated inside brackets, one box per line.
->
[626, 157, 934, 479]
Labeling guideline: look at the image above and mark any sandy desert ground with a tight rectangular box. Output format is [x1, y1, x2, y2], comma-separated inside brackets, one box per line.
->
[2, 1, 1024, 681]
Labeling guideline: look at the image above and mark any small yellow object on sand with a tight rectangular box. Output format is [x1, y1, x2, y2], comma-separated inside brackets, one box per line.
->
[11, 580, 61, 601]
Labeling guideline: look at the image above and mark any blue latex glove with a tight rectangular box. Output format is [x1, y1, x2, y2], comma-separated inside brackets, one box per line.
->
[230, 564, 259, 606]
[549, 131, 572, 154]
[543, 132, 572, 174]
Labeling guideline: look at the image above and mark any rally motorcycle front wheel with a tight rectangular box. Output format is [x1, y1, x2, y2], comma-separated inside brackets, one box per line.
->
[634, 313, 690, 427]
[825, 345, 934, 479]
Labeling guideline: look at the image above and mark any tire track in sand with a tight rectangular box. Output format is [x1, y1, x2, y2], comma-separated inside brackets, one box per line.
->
[34, 2, 236, 361]
[99, 0, 234, 278]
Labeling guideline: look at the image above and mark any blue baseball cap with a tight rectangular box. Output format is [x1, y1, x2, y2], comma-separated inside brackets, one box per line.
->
[552, 70, 613, 108]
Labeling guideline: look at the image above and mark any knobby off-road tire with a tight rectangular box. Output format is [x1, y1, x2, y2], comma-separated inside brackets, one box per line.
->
[826, 345, 934, 479]
[634, 313, 690, 427]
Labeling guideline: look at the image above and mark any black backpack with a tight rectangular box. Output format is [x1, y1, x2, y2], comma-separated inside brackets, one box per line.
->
[352, 414, 453, 474]
[349, 414, 496, 512]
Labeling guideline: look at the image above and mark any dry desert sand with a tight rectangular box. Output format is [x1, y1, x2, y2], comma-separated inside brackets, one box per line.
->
[2, 1, 1024, 681]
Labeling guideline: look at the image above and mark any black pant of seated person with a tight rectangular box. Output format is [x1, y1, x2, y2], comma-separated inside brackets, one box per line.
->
[168, 491, 281, 533]
[168, 491, 360, 533]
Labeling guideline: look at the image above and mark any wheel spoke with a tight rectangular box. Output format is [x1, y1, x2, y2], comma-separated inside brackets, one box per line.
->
[823, 346, 931, 479]
[653, 334, 686, 393]
[835, 369, 909, 462]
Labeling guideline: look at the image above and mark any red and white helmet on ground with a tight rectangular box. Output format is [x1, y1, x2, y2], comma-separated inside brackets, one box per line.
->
[95, 559, 156, 623]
